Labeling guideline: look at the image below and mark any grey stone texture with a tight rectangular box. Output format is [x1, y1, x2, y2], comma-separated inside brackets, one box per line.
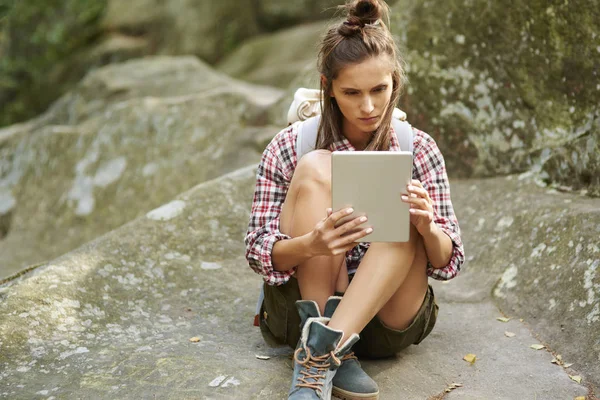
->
[0, 166, 596, 398]
[389, 0, 600, 195]
[217, 20, 330, 89]
[0, 56, 282, 280]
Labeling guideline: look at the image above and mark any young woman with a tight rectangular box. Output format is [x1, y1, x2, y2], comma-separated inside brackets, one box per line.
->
[245, 0, 464, 399]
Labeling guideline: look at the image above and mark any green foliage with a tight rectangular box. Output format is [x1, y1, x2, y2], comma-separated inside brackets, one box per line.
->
[0, 0, 106, 127]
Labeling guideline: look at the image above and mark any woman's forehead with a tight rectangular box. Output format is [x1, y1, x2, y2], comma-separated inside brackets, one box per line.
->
[335, 56, 393, 88]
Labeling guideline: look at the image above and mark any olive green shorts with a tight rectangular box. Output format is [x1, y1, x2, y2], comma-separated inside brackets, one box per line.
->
[258, 276, 438, 359]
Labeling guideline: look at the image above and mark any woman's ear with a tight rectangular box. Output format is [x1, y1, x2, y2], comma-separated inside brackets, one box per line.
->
[320, 75, 334, 98]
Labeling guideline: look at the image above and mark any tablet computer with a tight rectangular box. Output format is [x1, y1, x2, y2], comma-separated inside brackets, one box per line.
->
[331, 151, 413, 242]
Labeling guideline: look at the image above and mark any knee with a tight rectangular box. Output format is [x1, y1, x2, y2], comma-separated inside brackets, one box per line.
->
[370, 226, 422, 255]
[294, 150, 332, 187]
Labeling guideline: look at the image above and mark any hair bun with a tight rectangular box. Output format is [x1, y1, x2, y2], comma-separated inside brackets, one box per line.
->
[349, 0, 382, 26]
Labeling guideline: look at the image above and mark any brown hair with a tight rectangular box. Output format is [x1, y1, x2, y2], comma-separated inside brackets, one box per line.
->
[317, 0, 406, 151]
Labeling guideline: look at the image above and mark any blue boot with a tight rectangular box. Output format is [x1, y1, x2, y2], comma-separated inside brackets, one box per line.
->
[294, 298, 379, 399]
[288, 317, 359, 399]
[325, 297, 379, 400]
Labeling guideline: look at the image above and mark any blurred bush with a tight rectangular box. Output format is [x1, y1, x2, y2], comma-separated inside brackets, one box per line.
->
[0, 0, 106, 127]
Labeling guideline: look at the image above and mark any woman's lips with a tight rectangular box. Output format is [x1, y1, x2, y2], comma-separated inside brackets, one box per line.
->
[359, 116, 379, 123]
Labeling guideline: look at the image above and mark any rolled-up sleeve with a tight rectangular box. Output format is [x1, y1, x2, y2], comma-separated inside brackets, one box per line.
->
[413, 129, 465, 280]
[244, 142, 295, 286]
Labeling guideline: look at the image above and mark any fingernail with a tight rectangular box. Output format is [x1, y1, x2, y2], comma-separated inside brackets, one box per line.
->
[408, 185, 414, 190]
[346, 208, 354, 214]
[409, 209, 415, 214]
[360, 216, 367, 222]
[366, 228, 373, 233]
[401, 195, 408, 201]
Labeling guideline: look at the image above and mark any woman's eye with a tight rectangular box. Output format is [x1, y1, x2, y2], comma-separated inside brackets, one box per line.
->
[344, 92, 357, 96]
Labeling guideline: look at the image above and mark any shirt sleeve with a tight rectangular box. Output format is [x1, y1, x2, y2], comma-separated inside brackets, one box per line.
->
[244, 142, 295, 286]
[413, 129, 465, 280]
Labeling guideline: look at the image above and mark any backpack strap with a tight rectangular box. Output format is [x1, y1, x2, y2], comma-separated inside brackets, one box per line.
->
[391, 118, 414, 153]
[295, 113, 413, 162]
[295, 115, 320, 161]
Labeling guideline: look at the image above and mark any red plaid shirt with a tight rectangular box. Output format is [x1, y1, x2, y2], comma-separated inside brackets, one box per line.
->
[245, 123, 464, 286]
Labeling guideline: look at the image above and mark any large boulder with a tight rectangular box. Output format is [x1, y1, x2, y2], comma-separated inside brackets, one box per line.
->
[434, 173, 600, 389]
[217, 21, 330, 89]
[0, 167, 592, 397]
[389, 0, 600, 195]
[100, 0, 260, 65]
[256, 0, 342, 31]
[0, 56, 283, 280]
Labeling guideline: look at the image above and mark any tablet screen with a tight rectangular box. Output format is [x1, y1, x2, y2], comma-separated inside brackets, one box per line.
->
[331, 151, 413, 242]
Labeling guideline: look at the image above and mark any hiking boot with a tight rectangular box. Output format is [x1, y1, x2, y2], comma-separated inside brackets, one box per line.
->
[324, 297, 379, 400]
[294, 297, 379, 399]
[288, 317, 358, 399]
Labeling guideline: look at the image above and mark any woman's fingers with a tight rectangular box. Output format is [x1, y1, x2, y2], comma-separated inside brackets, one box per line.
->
[402, 195, 430, 210]
[327, 207, 354, 227]
[336, 227, 373, 250]
[407, 185, 430, 201]
[335, 214, 368, 236]
[409, 208, 433, 219]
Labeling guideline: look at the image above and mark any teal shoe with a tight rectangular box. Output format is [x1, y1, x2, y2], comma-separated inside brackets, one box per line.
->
[325, 297, 379, 400]
[288, 317, 359, 399]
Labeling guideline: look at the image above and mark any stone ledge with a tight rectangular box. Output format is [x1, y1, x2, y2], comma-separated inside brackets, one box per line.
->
[0, 166, 595, 398]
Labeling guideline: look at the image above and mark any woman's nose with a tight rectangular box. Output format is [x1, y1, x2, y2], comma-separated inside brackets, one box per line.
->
[360, 96, 375, 114]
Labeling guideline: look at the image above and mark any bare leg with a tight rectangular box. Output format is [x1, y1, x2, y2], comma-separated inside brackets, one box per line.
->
[335, 259, 350, 294]
[280, 150, 344, 314]
[328, 225, 429, 343]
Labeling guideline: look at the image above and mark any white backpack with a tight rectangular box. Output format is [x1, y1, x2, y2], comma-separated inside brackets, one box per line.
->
[253, 88, 414, 326]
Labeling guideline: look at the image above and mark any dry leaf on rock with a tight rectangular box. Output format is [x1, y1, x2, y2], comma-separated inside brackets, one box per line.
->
[569, 375, 582, 384]
[564, 363, 574, 368]
[496, 317, 510, 322]
[530, 344, 545, 350]
[444, 383, 463, 393]
[463, 354, 476, 364]
[504, 331, 516, 337]
[255, 355, 271, 360]
[574, 396, 586, 400]
[189, 337, 201, 343]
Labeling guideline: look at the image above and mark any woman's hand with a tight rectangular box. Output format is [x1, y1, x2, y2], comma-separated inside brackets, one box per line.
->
[402, 179, 435, 235]
[308, 207, 372, 257]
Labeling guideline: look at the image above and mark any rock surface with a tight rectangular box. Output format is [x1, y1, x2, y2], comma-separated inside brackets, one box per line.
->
[255, 0, 342, 31]
[217, 21, 330, 89]
[0, 56, 283, 280]
[0, 166, 594, 398]
[389, 0, 600, 195]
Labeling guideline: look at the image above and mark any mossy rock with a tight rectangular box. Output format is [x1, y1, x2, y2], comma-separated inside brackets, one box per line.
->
[389, 0, 600, 194]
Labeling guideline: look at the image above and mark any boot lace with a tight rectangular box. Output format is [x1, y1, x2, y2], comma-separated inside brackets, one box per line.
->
[341, 351, 357, 362]
[294, 347, 340, 394]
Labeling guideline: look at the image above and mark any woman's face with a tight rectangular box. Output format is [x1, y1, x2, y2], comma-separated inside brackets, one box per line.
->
[329, 55, 394, 138]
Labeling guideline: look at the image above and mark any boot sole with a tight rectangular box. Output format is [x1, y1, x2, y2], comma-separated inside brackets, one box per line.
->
[332, 386, 379, 400]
